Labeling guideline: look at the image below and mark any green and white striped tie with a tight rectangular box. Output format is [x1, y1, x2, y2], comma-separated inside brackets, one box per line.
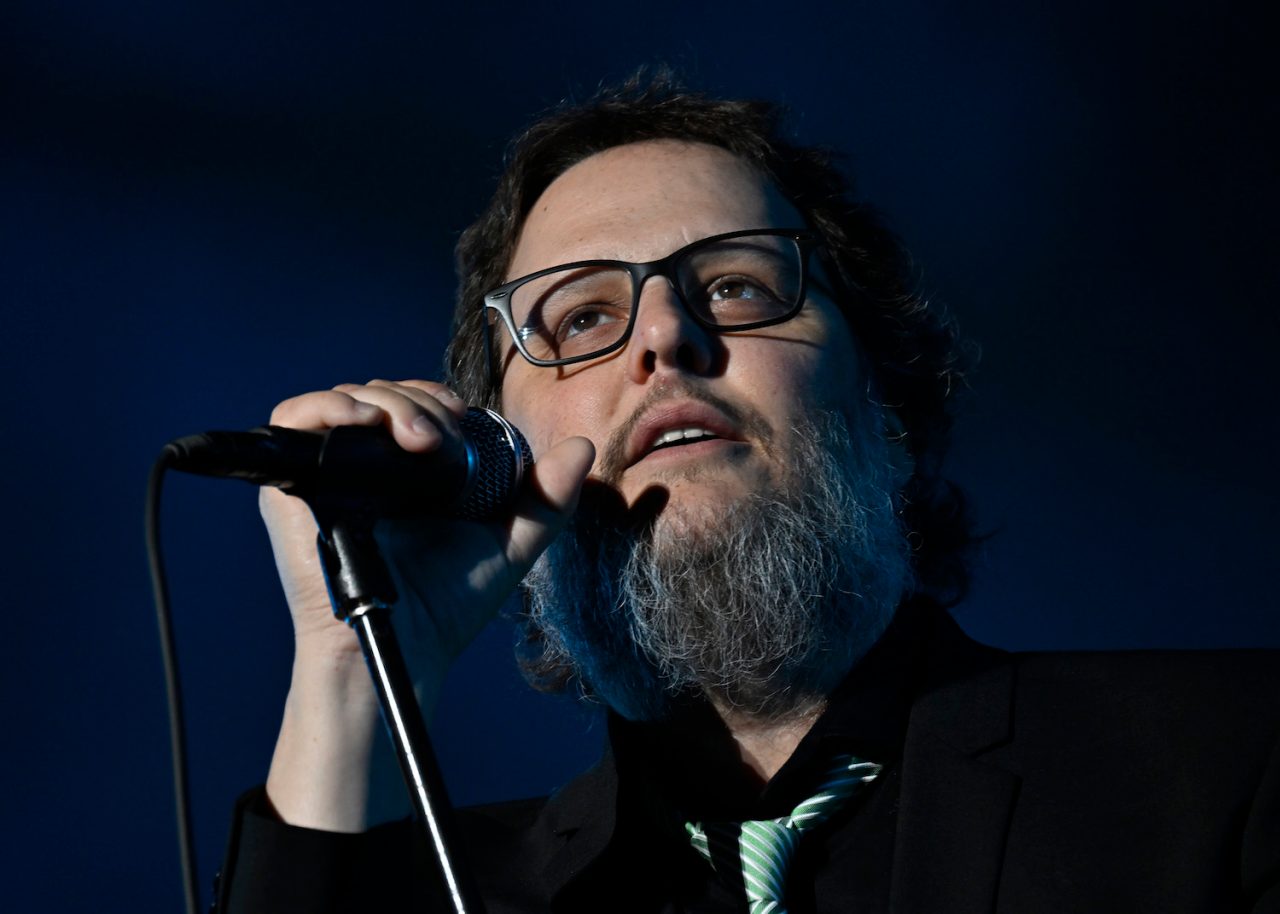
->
[685, 755, 881, 914]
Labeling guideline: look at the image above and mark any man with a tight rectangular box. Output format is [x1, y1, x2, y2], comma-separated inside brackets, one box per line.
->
[216, 78, 1279, 912]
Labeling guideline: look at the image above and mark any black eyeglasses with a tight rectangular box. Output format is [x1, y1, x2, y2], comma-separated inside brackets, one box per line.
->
[482, 228, 816, 368]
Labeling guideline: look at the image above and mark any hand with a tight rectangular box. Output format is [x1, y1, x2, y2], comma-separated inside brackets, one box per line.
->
[262, 378, 593, 662]
[260, 379, 593, 830]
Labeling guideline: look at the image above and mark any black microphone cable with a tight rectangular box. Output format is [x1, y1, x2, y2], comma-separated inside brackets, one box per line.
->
[146, 451, 202, 914]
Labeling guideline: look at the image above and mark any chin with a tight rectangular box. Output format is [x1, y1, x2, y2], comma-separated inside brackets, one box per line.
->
[644, 476, 764, 538]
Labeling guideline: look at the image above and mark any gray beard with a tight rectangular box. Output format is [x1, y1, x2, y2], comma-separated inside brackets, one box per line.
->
[520, 407, 912, 724]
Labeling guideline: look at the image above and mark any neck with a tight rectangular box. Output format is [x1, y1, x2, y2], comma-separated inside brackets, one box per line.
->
[712, 698, 826, 785]
[632, 695, 829, 819]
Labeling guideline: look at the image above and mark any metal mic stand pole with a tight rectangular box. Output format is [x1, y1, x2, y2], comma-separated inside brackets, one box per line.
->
[311, 506, 484, 914]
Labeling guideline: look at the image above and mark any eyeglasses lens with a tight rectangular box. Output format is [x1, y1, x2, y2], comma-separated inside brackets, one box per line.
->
[509, 233, 804, 363]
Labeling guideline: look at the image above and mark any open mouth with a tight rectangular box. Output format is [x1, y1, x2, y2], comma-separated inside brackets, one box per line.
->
[618, 398, 747, 475]
[647, 427, 723, 454]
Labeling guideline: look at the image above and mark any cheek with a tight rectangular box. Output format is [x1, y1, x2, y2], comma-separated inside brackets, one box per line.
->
[748, 339, 862, 418]
[801, 322, 867, 415]
[814, 350, 863, 411]
[501, 376, 615, 464]
[501, 397, 559, 461]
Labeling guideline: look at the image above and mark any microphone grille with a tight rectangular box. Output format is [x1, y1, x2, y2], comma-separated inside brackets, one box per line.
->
[456, 408, 534, 520]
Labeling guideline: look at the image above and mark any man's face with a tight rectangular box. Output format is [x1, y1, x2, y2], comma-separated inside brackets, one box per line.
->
[498, 140, 871, 525]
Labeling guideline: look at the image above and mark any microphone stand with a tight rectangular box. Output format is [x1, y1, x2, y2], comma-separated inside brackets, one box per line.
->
[308, 500, 484, 914]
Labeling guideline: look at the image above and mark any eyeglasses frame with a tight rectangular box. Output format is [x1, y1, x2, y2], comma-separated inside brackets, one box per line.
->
[481, 227, 817, 371]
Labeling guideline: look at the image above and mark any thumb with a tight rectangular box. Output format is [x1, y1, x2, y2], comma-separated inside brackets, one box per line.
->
[507, 436, 595, 564]
[527, 435, 595, 515]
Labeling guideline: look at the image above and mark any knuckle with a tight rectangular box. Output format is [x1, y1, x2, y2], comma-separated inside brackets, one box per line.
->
[271, 389, 352, 428]
[268, 394, 307, 425]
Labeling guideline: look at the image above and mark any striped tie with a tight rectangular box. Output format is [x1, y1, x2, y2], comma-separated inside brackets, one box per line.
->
[686, 755, 881, 914]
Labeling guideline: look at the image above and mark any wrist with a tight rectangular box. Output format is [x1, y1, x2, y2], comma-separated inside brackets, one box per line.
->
[265, 651, 381, 832]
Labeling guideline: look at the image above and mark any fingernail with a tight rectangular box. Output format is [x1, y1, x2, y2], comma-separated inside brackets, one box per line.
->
[354, 402, 381, 419]
[412, 415, 437, 438]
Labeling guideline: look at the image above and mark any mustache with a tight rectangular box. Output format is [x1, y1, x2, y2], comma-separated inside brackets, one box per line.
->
[596, 378, 775, 486]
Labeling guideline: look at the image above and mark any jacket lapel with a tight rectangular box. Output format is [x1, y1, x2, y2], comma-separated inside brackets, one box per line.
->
[890, 617, 1020, 914]
[534, 611, 1022, 912]
[539, 749, 621, 905]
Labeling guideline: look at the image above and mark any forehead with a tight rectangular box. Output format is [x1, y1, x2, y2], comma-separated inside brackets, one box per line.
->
[507, 140, 805, 279]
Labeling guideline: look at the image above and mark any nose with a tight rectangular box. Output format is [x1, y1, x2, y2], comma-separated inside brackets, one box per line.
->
[624, 276, 717, 383]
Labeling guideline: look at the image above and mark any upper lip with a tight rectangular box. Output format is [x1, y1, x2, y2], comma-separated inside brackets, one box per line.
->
[624, 400, 744, 468]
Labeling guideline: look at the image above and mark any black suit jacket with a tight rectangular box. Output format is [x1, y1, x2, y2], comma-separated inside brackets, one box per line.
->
[218, 611, 1280, 912]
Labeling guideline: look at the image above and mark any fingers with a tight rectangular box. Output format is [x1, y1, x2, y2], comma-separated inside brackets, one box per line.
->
[506, 436, 595, 568]
[337, 381, 462, 453]
[377, 380, 469, 419]
[269, 380, 468, 455]
[529, 436, 596, 515]
[269, 389, 386, 431]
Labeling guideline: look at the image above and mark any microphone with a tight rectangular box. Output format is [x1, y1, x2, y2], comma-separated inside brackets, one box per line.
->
[162, 407, 533, 520]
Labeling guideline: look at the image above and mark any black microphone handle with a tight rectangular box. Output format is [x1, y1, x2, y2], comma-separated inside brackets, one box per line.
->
[163, 407, 532, 519]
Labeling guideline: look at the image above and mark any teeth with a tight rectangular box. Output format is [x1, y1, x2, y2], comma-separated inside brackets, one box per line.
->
[652, 427, 718, 449]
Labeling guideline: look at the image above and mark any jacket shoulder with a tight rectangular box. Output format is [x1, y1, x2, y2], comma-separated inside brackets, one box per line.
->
[975, 647, 1280, 799]
[1009, 646, 1280, 723]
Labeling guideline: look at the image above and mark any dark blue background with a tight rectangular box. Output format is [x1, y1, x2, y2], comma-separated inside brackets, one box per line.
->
[5, 2, 1276, 909]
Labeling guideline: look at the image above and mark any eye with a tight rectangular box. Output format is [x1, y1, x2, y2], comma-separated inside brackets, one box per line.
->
[708, 277, 774, 302]
[560, 306, 622, 339]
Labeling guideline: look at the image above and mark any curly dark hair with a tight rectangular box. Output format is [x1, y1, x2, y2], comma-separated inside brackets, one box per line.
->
[445, 72, 975, 611]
